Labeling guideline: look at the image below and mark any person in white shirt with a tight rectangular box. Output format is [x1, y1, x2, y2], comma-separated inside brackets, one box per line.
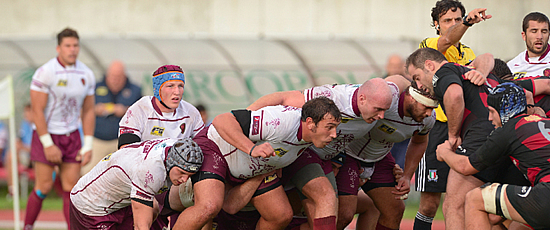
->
[70, 138, 202, 230]
[118, 65, 204, 148]
[25, 28, 95, 230]
[117, 64, 205, 229]
[508, 12, 550, 79]
[174, 97, 341, 230]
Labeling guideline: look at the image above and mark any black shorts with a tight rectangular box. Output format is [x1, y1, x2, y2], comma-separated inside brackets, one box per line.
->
[507, 182, 550, 229]
[415, 121, 449, 193]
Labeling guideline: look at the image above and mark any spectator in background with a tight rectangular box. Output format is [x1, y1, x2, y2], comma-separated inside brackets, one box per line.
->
[414, 1, 491, 229]
[81, 60, 141, 174]
[384, 54, 409, 80]
[26, 28, 95, 230]
[196, 104, 212, 126]
[5, 104, 34, 198]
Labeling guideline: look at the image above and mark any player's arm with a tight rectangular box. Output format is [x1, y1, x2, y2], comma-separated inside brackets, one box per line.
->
[79, 95, 95, 165]
[443, 84, 464, 150]
[436, 140, 478, 175]
[437, 8, 491, 52]
[30, 89, 63, 164]
[393, 133, 428, 198]
[385, 75, 411, 94]
[212, 111, 275, 158]
[131, 199, 154, 230]
[247, 90, 305, 111]
[465, 53, 494, 86]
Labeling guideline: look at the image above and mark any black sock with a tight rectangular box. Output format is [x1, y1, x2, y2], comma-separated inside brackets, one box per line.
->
[413, 211, 434, 230]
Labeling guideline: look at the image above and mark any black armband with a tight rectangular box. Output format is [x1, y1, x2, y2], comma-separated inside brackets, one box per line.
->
[118, 133, 141, 149]
[231, 109, 252, 137]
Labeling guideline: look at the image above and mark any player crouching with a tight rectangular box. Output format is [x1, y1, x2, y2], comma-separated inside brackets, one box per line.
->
[69, 138, 203, 230]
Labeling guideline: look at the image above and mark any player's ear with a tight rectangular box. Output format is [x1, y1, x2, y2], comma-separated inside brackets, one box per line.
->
[425, 60, 434, 72]
[306, 117, 315, 130]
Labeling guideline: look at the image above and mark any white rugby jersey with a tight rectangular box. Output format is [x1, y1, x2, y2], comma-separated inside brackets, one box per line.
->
[208, 105, 311, 179]
[304, 83, 395, 160]
[30, 58, 95, 134]
[346, 84, 435, 163]
[118, 96, 204, 141]
[507, 47, 550, 79]
[71, 138, 175, 216]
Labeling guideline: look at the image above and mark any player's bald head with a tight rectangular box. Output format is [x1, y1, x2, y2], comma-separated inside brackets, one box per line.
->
[356, 78, 393, 123]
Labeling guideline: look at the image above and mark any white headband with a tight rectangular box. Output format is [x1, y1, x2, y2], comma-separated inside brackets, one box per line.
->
[409, 87, 439, 108]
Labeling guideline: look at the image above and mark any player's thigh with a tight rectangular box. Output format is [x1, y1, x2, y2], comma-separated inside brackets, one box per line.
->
[33, 161, 56, 191]
[366, 187, 405, 217]
[251, 185, 292, 221]
[59, 162, 82, 191]
[194, 178, 225, 210]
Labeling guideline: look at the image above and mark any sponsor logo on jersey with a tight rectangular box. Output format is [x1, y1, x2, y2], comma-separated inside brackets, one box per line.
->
[273, 147, 288, 157]
[135, 190, 151, 200]
[432, 74, 439, 88]
[341, 118, 352, 123]
[252, 116, 260, 135]
[157, 185, 169, 194]
[264, 173, 278, 183]
[428, 169, 438, 182]
[101, 152, 113, 161]
[119, 128, 134, 135]
[180, 123, 186, 134]
[512, 72, 526, 79]
[524, 115, 542, 122]
[57, 79, 67, 86]
[518, 186, 532, 198]
[378, 124, 396, 134]
[151, 126, 165, 136]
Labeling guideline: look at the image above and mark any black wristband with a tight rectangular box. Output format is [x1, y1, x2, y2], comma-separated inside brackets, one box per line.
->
[527, 104, 535, 108]
[249, 144, 257, 156]
[463, 15, 473, 27]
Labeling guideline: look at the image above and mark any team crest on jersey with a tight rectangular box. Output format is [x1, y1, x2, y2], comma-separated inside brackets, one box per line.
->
[151, 126, 165, 136]
[57, 79, 67, 86]
[101, 152, 113, 161]
[274, 148, 288, 157]
[428, 169, 438, 182]
[341, 118, 352, 123]
[81, 78, 86, 86]
[252, 116, 260, 135]
[264, 173, 278, 183]
[545, 68, 550, 77]
[180, 123, 186, 134]
[524, 114, 542, 122]
[378, 124, 396, 134]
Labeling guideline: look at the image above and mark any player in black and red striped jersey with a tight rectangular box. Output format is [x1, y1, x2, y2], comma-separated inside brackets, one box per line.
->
[437, 82, 550, 229]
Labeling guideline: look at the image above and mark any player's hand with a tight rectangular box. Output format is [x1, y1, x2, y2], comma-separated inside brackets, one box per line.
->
[528, 106, 547, 118]
[250, 142, 275, 158]
[44, 145, 63, 164]
[392, 164, 404, 182]
[464, 70, 487, 86]
[436, 140, 454, 162]
[77, 150, 92, 166]
[392, 176, 410, 200]
[447, 136, 462, 151]
[466, 8, 492, 24]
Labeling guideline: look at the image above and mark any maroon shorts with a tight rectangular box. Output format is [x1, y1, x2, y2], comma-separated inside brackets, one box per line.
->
[192, 127, 280, 195]
[335, 156, 361, 195]
[361, 153, 398, 192]
[281, 148, 333, 186]
[31, 130, 81, 166]
[69, 200, 133, 230]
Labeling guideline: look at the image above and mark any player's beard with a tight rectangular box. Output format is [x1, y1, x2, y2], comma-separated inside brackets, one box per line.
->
[407, 103, 424, 122]
[527, 40, 548, 56]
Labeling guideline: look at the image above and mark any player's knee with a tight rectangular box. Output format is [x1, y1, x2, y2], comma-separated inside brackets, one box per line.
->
[197, 200, 223, 219]
[270, 208, 293, 226]
[419, 200, 440, 217]
[379, 200, 405, 220]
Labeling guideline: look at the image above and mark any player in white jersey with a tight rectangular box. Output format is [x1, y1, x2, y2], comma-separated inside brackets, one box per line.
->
[246, 78, 394, 229]
[25, 28, 95, 230]
[174, 97, 341, 230]
[340, 79, 437, 230]
[70, 138, 202, 230]
[507, 12, 550, 79]
[117, 64, 204, 229]
[118, 65, 204, 148]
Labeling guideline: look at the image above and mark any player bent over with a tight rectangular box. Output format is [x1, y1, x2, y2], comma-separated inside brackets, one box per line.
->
[437, 83, 550, 229]
[69, 138, 202, 230]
